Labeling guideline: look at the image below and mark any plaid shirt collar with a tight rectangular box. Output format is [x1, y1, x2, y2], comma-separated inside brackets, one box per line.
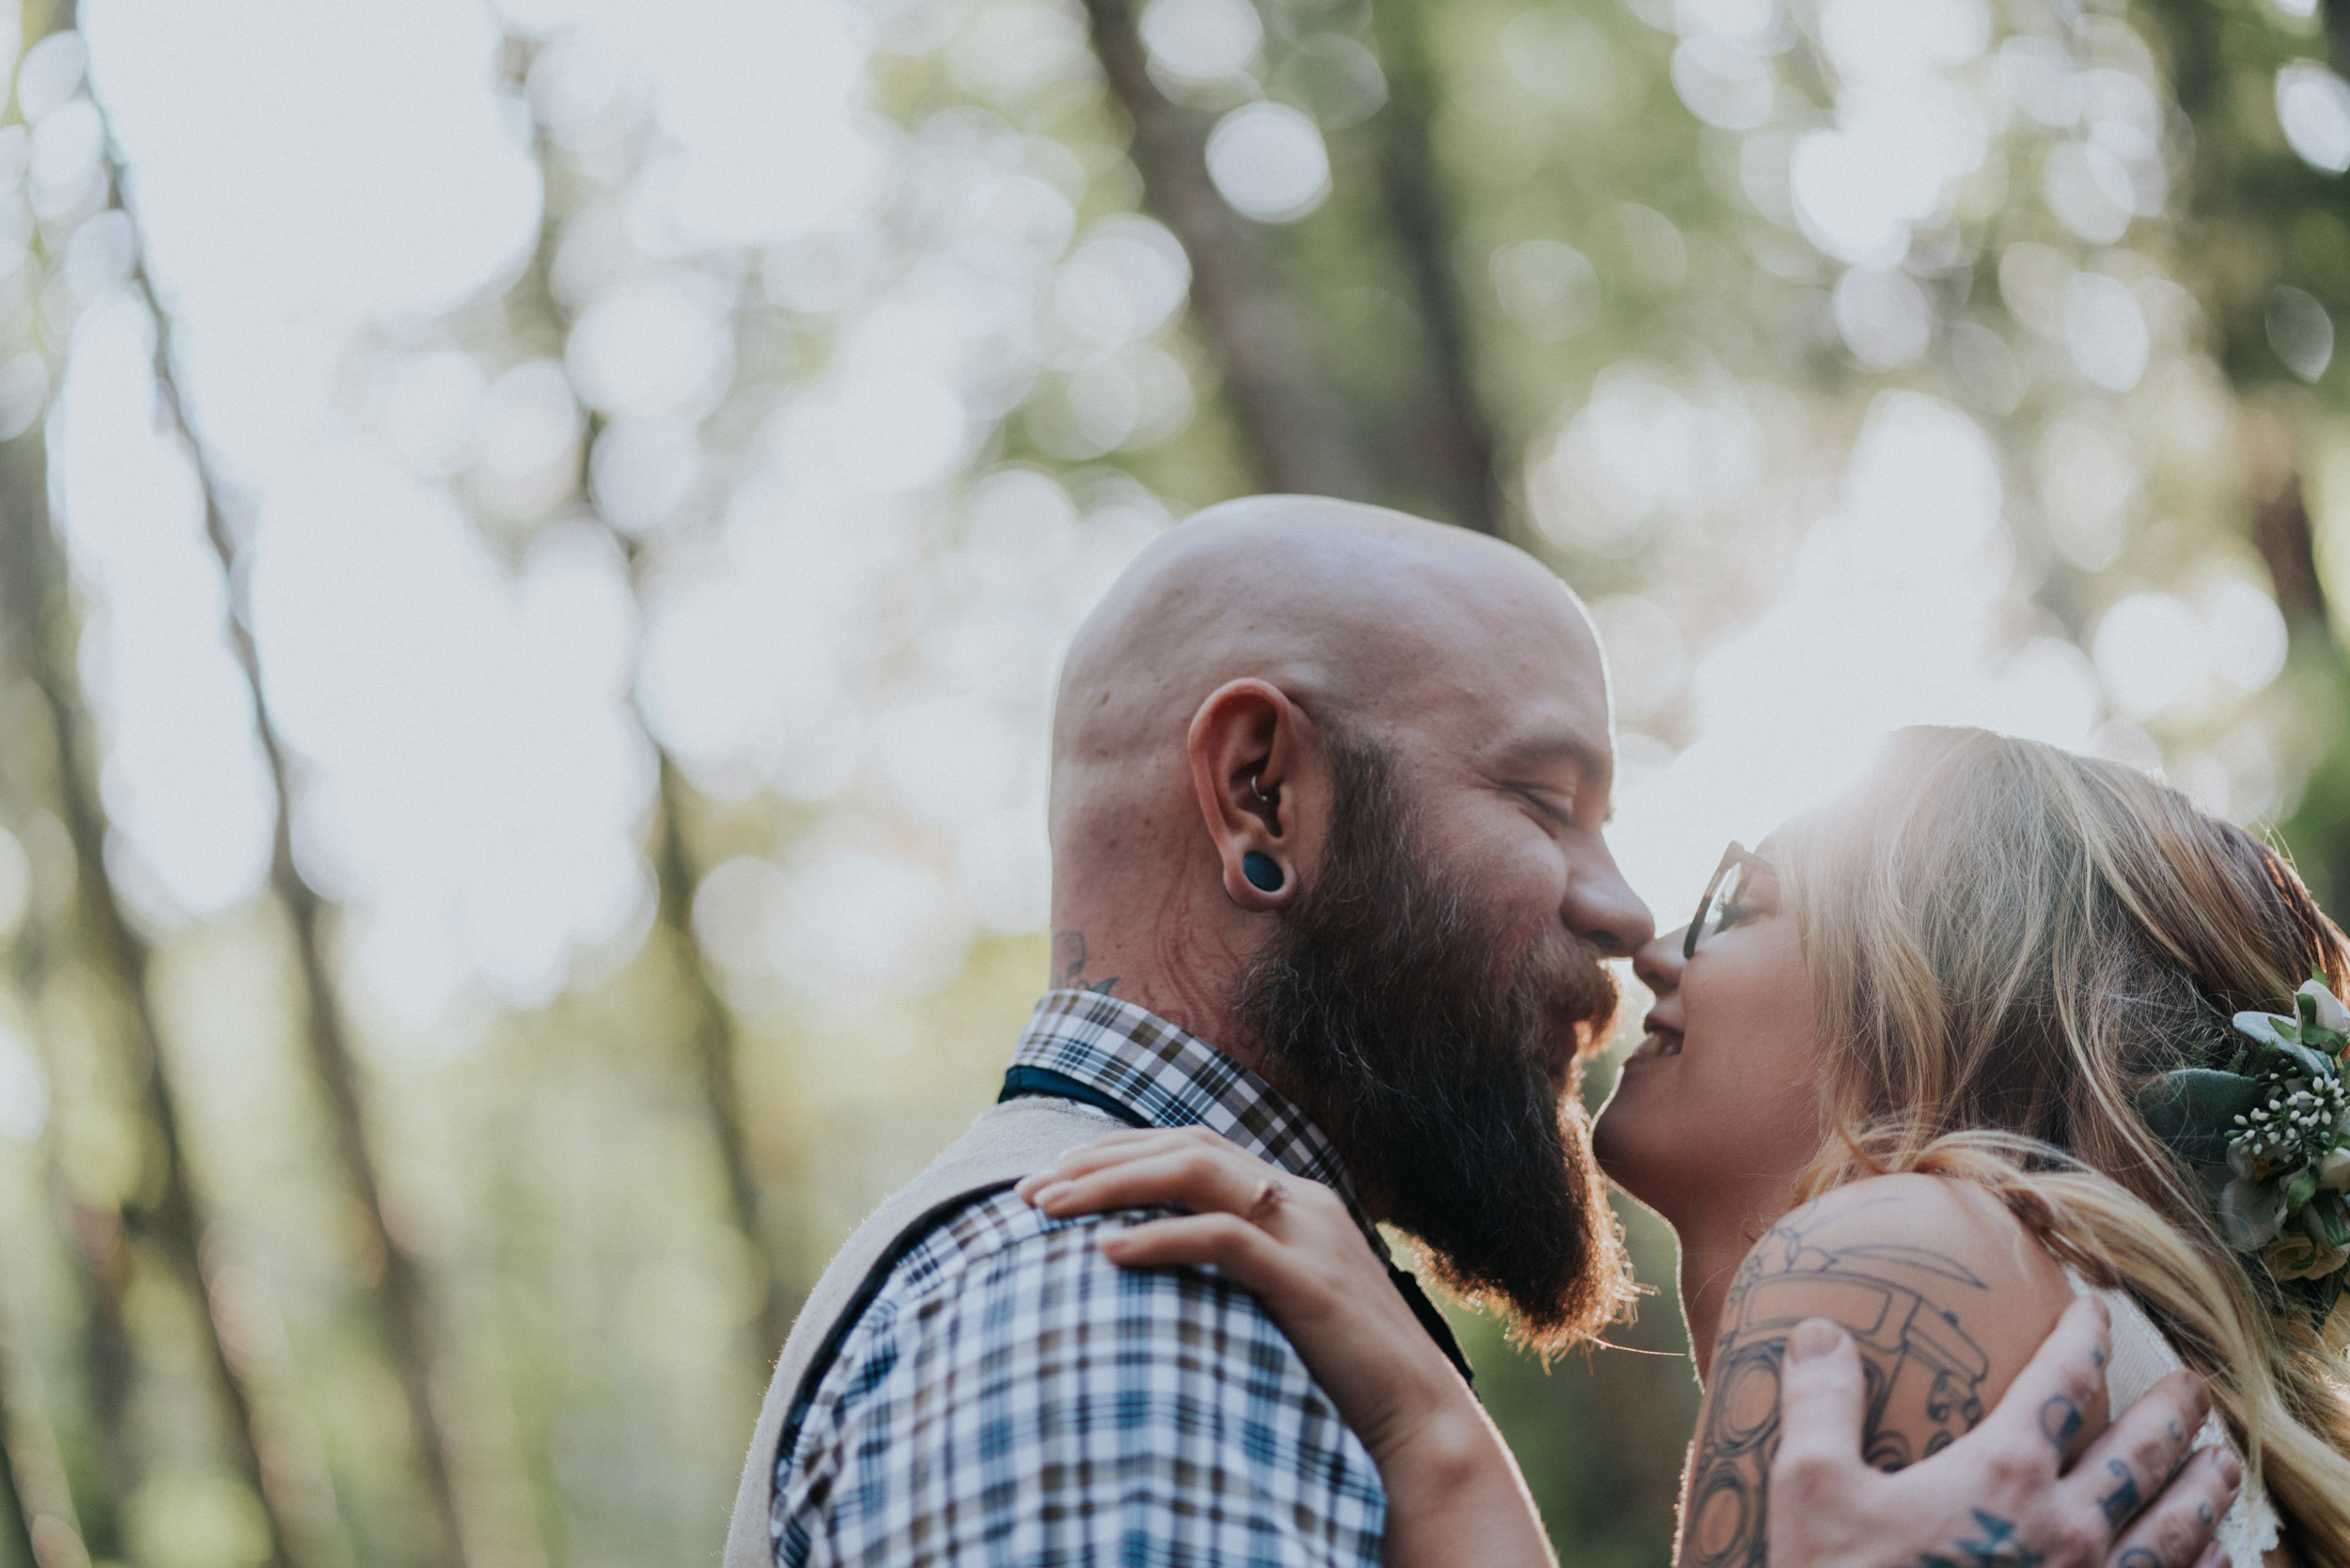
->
[1007, 989, 1368, 1218]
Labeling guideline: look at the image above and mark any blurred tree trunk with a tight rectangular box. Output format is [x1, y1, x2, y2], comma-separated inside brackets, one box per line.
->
[0, 1269, 93, 1568]
[2136, 0, 2335, 633]
[47, 1198, 127, 1562]
[498, 39, 798, 1362]
[0, 1395, 34, 1568]
[0, 427, 294, 1568]
[1366, 0, 1503, 536]
[129, 283, 472, 1568]
[73, 125, 475, 1567]
[643, 748, 798, 1357]
[2324, 0, 2350, 76]
[1077, 0, 1369, 498]
[2255, 474, 2329, 635]
[5, 900, 128, 1562]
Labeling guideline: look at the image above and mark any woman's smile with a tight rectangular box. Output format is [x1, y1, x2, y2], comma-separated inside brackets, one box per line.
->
[1622, 1017, 1682, 1062]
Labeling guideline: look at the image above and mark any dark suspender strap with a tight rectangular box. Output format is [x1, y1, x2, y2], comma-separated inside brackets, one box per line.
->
[998, 1065, 1151, 1127]
[1386, 1265, 1478, 1388]
[995, 1069, 1476, 1390]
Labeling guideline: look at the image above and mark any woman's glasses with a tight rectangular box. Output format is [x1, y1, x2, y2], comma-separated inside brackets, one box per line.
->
[1684, 841, 1778, 961]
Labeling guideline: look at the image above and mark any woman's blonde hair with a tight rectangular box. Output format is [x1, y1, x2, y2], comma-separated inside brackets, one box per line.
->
[1781, 726, 2350, 1564]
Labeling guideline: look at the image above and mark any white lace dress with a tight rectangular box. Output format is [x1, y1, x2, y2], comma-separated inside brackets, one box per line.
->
[2067, 1277, 2283, 1564]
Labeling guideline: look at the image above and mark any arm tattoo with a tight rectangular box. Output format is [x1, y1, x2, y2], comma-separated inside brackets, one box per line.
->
[1682, 1203, 1995, 1568]
[1051, 931, 1119, 996]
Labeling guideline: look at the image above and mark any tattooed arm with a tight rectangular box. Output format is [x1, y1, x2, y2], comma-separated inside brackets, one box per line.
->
[1678, 1173, 2084, 1568]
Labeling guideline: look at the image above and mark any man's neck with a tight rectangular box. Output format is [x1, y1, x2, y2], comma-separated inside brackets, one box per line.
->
[1046, 915, 1264, 1078]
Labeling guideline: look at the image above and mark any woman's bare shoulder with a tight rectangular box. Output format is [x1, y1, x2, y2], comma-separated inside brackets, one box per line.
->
[1676, 1174, 2090, 1568]
[1748, 1172, 2076, 1313]
[1716, 1173, 2079, 1463]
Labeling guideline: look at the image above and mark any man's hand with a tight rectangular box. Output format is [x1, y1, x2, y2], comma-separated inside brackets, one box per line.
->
[1770, 1297, 2243, 1568]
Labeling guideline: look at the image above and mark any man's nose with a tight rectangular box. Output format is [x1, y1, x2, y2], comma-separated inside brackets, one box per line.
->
[1563, 845, 1655, 958]
[1633, 928, 1684, 998]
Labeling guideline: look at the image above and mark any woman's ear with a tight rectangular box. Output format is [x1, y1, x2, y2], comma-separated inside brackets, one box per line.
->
[1187, 678, 1304, 912]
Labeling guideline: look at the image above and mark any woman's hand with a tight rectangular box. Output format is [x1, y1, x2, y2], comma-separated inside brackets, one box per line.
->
[1017, 1126, 1559, 1568]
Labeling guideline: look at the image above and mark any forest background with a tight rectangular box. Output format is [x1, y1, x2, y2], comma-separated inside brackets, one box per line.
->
[0, 0, 2342, 1564]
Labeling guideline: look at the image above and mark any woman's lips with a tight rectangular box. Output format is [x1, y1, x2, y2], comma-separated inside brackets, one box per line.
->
[1625, 1029, 1683, 1062]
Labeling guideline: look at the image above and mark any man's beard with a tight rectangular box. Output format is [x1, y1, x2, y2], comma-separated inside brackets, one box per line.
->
[1234, 732, 1635, 1351]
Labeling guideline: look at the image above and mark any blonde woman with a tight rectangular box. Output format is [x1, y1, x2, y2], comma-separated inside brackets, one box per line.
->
[1020, 728, 2350, 1567]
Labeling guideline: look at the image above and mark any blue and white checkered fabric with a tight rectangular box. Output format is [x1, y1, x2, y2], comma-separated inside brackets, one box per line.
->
[770, 990, 1387, 1567]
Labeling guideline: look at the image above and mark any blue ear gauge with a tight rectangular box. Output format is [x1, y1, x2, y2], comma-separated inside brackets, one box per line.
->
[1242, 852, 1284, 892]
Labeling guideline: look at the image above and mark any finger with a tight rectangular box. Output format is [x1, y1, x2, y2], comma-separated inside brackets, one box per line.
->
[2063, 1371, 2213, 1536]
[1017, 1127, 1246, 1193]
[1013, 1130, 1200, 1195]
[1767, 1320, 1868, 1512]
[1097, 1214, 1292, 1294]
[1967, 1295, 2113, 1476]
[1100, 1213, 1412, 1343]
[1014, 1130, 1228, 1200]
[1025, 1151, 1291, 1226]
[2099, 1445, 2240, 1568]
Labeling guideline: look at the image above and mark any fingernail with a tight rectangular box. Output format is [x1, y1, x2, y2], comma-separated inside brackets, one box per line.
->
[2217, 1450, 2242, 1489]
[1033, 1182, 1072, 1208]
[1788, 1319, 1842, 1363]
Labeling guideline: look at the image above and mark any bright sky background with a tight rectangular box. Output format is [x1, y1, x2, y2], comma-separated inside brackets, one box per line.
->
[16, 0, 2297, 1042]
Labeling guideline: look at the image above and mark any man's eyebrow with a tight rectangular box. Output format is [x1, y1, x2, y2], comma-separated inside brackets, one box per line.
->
[1490, 729, 1611, 781]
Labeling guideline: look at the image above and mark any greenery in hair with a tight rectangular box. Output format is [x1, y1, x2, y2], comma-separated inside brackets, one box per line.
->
[2139, 979, 2350, 1343]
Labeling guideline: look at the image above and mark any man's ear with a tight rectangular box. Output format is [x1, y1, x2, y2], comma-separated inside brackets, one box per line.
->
[1186, 678, 1308, 912]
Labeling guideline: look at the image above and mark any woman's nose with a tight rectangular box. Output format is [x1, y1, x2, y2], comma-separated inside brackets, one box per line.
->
[1633, 929, 1685, 999]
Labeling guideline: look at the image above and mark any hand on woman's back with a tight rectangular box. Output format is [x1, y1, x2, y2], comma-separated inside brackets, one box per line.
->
[1684, 1172, 2084, 1568]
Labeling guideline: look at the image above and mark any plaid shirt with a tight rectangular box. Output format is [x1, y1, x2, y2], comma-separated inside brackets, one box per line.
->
[769, 989, 1387, 1567]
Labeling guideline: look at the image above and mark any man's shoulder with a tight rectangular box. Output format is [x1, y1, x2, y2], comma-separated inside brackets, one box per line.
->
[777, 1190, 1386, 1568]
[872, 1184, 1292, 1330]
[801, 1183, 1358, 1456]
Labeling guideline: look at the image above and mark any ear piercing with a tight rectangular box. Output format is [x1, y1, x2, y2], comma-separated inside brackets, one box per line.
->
[1244, 771, 1283, 891]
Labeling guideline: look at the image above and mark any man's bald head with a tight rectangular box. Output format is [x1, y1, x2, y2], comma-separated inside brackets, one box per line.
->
[1050, 494, 1606, 884]
[1041, 494, 1652, 1342]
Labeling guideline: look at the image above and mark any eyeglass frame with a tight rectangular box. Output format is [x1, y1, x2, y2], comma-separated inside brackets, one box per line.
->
[1683, 841, 1778, 962]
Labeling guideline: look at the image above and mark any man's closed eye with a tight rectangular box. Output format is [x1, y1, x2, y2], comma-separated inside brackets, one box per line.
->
[1512, 788, 1576, 831]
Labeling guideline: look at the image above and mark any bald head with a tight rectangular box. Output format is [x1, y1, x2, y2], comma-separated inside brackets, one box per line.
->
[1052, 494, 1601, 819]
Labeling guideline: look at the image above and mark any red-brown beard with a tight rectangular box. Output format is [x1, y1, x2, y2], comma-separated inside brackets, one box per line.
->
[1236, 731, 1634, 1350]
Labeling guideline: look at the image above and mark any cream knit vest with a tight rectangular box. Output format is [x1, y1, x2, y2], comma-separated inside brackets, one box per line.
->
[719, 1096, 1124, 1568]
